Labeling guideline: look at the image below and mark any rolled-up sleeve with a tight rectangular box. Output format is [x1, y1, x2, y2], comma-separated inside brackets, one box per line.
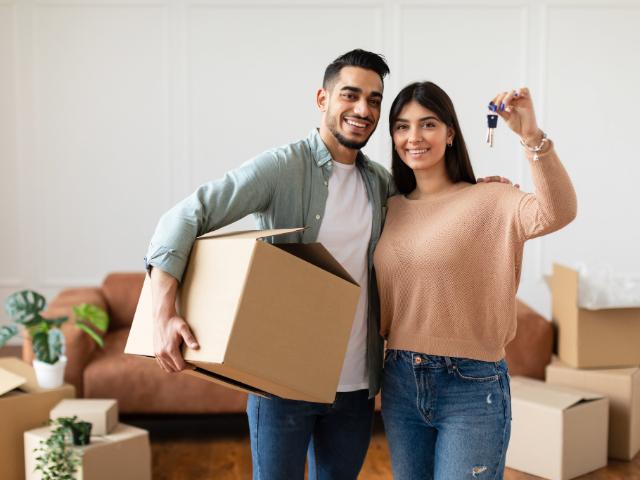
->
[145, 151, 281, 282]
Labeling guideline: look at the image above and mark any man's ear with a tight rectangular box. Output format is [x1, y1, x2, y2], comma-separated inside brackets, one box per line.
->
[316, 88, 328, 112]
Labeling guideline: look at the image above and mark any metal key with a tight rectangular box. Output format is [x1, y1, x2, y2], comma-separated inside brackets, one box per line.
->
[486, 113, 498, 147]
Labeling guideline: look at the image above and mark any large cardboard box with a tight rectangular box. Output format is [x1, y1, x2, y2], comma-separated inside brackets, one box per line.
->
[24, 423, 151, 480]
[51, 399, 118, 436]
[125, 228, 361, 403]
[546, 359, 640, 460]
[552, 263, 640, 368]
[0, 357, 75, 480]
[506, 376, 609, 480]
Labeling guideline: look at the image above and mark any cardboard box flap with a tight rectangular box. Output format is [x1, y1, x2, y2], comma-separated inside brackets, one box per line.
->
[198, 227, 305, 241]
[189, 365, 269, 396]
[275, 243, 357, 285]
[0, 366, 26, 397]
[0, 357, 39, 393]
[125, 275, 155, 357]
[511, 376, 604, 410]
[552, 263, 579, 305]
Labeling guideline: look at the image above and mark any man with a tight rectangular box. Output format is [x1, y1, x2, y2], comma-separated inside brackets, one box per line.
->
[145, 49, 508, 479]
[147, 49, 391, 480]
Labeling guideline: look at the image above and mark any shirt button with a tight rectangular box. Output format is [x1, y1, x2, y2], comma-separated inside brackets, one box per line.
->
[415, 357, 422, 365]
[315, 214, 321, 220]
[323, 181, 328, 187]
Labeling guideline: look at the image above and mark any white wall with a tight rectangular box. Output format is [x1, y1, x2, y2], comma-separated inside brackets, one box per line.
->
[2, 0, 639, 339]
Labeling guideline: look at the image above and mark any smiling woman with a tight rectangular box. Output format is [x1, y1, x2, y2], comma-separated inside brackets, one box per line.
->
[374, 80, 577, 480]
[389, 81, 475, 195]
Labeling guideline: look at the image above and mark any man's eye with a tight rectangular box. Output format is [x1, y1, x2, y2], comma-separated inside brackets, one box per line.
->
[369, 99, 381, 107]
[342, 93, 355, 100]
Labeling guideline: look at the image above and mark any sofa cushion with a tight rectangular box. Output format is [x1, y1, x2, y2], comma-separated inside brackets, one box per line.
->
[102, 273, 145, 330]
[84, 329, 248, 414]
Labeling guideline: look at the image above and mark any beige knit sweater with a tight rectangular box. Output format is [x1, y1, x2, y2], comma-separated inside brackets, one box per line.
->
[373, 145, 577, 361]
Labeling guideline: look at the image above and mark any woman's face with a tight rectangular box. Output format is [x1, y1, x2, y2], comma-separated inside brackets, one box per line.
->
[392, 100, 453, 172]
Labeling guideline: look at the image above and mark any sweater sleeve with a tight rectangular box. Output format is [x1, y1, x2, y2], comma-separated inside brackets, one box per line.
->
[516, 142, 577, 240]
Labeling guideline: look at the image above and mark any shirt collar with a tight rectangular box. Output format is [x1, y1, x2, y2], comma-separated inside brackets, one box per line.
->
[308, 128, 370, 169]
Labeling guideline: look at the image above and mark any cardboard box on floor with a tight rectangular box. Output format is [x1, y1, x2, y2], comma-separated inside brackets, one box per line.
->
[51, 399, 118, 436]
[546, 358, 640, 461]
[551, 264, 640, 368]
[125, 228, 361, 403]
[24, 423, 151, 480]
[0, 357, 75, 480]
[506, 376, 608, 480]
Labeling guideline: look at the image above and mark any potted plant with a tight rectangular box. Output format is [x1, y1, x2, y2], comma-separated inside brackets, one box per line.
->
[0, 290, 109, 388]
[33, 416, 93, 480]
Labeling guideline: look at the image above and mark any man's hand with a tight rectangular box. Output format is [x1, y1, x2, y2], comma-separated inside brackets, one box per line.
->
[150, 268, 199, 373]
[477, 176, 520, 189]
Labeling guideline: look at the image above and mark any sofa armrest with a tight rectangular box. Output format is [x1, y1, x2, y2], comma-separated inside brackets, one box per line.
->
[505, 299, 554, 380]
[22, 287, 107, 396]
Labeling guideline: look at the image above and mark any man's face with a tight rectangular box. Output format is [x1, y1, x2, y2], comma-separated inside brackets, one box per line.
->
[320, 66, 383, 150]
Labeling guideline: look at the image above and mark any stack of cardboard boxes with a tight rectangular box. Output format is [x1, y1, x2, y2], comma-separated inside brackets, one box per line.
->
[24, 398, 151, 480]
[507, 264, 640, 480]
[0, 357, 75, 480]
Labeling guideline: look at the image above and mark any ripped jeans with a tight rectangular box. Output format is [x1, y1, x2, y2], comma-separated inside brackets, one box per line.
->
[381, 350, 511, 480]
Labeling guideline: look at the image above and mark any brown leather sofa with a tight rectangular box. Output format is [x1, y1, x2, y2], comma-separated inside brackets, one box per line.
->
[23, 272, 553, 414]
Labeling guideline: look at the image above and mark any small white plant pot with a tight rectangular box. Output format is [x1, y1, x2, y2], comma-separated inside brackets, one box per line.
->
[33, 356, 67, 389]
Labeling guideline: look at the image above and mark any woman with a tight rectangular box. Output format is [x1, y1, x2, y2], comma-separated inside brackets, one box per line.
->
[373, 82, 577, 479]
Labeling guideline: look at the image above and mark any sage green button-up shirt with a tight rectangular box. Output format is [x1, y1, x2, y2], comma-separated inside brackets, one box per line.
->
[145, 129, 396, 398]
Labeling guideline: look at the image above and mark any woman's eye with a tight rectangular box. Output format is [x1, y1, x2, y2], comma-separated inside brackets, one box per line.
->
[422, 122, 436, 128]
[395, 124, 407, 131]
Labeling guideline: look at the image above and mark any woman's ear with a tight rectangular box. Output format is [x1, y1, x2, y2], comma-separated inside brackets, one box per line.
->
[447, 127, 455, 146]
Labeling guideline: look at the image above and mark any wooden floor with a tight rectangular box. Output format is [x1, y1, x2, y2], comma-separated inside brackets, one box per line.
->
[126, 414, 640, 480]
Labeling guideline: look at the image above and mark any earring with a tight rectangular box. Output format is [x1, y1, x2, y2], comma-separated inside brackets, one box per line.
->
[447, 141, 453, 147]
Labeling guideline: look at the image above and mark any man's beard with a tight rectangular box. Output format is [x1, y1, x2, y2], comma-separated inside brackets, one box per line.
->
[327, 111, 374, 150]
[329, 127, 371, 150]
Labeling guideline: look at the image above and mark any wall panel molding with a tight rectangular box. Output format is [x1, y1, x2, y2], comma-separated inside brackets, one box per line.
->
[5, 0, 638, 318]
[0, 2, 23, 284]
[32, 3, 171, 285]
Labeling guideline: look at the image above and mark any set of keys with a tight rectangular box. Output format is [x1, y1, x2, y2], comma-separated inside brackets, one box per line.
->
[486, 111, 498, 147]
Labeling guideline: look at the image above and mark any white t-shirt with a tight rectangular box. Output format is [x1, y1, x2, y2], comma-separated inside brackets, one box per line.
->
[316, 160, 372, 392]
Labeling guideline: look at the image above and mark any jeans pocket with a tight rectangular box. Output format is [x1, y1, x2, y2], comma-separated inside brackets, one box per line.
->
[453, 359, 500, 383]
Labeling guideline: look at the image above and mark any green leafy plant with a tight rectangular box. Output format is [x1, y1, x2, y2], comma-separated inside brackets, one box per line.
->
[34, 416, 92, 480]
[1, 290, 109, 364]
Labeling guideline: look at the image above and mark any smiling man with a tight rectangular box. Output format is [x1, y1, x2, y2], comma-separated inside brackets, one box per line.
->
[146, 50, 395, 480]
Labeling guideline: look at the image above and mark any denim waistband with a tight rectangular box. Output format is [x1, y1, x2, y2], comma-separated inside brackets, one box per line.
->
[386, 349, 506, 369]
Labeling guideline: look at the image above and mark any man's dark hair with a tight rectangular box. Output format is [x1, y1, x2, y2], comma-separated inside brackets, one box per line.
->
[323, 49, 390, 89]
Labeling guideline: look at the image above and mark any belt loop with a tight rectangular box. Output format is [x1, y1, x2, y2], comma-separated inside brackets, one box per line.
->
[444, 356, 454, 374]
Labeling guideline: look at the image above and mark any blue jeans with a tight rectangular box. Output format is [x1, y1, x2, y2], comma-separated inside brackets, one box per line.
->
[382, 350, 511, 480]
[246, 390, 374, 480]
